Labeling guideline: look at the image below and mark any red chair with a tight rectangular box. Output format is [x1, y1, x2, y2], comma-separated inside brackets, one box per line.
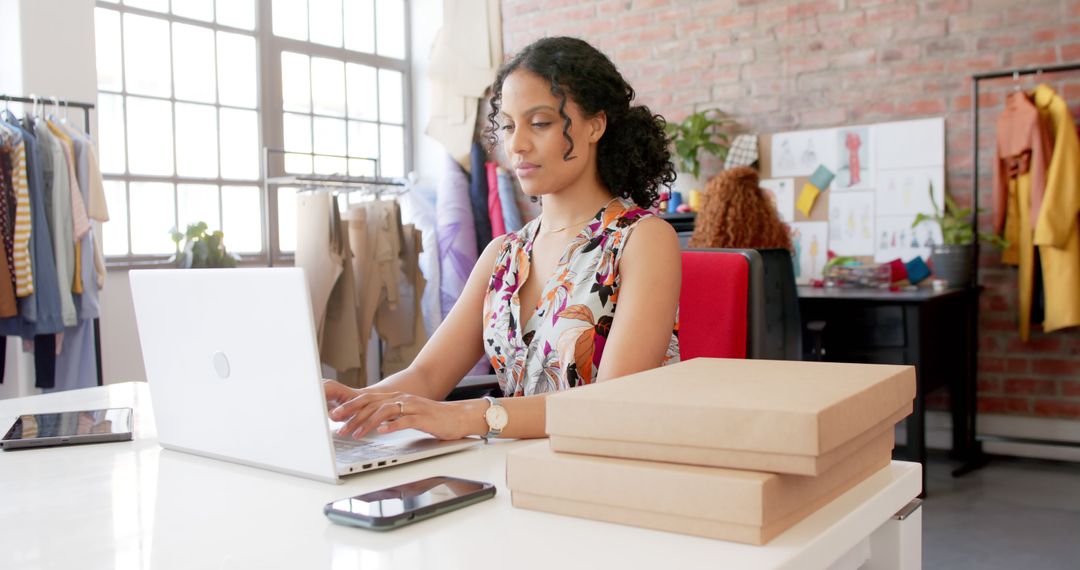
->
[679, 249, 764, 360]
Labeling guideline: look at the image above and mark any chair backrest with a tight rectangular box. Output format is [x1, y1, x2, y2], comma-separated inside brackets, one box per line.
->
[756, 248, 803, 360]
[679, 249, 764, 360]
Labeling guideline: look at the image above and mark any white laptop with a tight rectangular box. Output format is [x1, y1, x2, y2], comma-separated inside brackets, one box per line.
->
[130, 267, 481, 484]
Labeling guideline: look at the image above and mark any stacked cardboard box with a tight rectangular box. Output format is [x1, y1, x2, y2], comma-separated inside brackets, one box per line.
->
[506, 358, 916, 545]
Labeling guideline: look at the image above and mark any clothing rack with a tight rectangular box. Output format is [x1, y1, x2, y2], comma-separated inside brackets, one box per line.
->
[0, 94, 103, 388]
[959, 63, 1080, 475]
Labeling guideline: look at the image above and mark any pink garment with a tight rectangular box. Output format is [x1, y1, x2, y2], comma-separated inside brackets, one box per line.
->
[845, 132, 861, 186]
[486, 161, 506, 237]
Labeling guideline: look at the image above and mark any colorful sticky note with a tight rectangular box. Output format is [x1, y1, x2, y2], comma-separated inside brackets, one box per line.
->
[905, 256, 931, 284]
[796, 183, 820, 217]
[808, 164, 835, 191]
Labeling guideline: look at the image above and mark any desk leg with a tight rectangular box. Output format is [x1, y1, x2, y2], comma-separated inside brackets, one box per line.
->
[905, 305, 927, 498]
[953, 289, 989, 477]
[864, 499, 923, 570]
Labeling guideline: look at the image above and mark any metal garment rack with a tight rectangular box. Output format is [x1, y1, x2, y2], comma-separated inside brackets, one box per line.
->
[958, 63, 1080, 475]
[0, 94, 103, 387]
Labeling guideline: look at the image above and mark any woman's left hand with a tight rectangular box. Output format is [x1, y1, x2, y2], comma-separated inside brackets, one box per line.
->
[328, 390, 483, 441]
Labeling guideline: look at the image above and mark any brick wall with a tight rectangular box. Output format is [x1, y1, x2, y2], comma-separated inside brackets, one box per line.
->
[501, 0, 1080, 419]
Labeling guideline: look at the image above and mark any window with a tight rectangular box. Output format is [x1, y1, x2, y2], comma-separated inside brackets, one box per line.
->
[94, 0, 410, 262]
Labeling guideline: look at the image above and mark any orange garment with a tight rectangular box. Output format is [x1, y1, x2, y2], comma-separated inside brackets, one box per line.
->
[993, 92, 1052, 265]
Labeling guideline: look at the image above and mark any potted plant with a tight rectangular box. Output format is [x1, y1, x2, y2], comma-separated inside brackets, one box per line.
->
[664, 108, 731, 197]
[169, 222, 240, 268]
[911, 183, 1007, 288]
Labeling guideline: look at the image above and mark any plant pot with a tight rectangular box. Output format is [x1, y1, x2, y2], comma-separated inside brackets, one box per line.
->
[930, 244, 974, 288]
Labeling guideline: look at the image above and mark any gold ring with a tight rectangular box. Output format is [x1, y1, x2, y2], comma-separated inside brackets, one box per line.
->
[395, 401, 405, 416]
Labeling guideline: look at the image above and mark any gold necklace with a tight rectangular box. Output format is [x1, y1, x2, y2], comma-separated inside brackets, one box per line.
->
[541, 197, 618, 235]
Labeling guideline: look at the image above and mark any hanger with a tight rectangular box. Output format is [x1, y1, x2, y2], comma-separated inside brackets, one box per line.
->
[1012, 71, 1021, 93]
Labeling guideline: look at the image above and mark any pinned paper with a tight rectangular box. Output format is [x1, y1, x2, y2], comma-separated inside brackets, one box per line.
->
[808, 164, 835, 191]
[796, 183, 820, 217]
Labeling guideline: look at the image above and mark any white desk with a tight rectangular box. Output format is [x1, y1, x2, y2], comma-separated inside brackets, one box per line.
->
[0, 383, 922, 569]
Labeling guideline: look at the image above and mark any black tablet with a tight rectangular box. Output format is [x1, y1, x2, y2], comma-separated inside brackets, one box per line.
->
[0, 408, 134, 450]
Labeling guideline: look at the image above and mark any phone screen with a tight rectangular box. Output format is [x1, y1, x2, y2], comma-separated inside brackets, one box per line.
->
[327, 476, 491, 518]
[3, 409, 132, 441]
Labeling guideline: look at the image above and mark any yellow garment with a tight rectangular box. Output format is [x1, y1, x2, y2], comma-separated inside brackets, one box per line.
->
[1010, 172, 1036, 340]
[1001, 180, 1020, 265]
[47, 121, 90, 294]
[1032, 84, 1080, 334]
[10, 139, 33, 297]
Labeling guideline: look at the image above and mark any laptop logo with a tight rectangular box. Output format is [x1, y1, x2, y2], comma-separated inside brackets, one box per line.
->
[212, 352, 231, 379]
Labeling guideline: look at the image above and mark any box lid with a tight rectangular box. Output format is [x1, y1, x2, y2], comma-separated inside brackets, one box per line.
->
[546, 358, 915, 456]
[507, 429, 893, 529]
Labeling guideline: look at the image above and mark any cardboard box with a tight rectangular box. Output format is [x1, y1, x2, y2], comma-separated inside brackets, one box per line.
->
[546, 358, 914, 475]
[508, 430, 894, 545]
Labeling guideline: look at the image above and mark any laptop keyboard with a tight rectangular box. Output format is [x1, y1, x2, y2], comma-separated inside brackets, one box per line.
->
[332, 437, 399, 463]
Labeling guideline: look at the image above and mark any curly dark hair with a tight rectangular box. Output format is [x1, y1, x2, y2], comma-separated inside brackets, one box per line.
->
[484, 36, 675, 209]
[688, 167, 793, 251]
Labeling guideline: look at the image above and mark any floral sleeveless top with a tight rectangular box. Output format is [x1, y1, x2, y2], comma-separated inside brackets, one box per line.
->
[482, 197, 680, 397]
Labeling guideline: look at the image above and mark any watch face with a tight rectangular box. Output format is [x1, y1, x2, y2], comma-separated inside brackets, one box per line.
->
[486, 404, 508, 430]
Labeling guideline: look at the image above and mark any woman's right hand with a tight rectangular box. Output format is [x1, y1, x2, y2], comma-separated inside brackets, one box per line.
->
[323, 379, 362, 411]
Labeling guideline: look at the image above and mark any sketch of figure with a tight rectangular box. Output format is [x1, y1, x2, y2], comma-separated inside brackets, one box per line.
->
[910, 232, 919, 247]
[845, 131, 862, 186]
[809, 233, 820, 277]
[861, 207, 872, 239]
[846, 209, 856, 238]
[902, 177, 913, 208]
[891, 231, 897, 247]
[900, 230, 907, 246]
[779, 140, 796, 170]
[925, 230, 935, 247]
[881, 231, 889, 249]
[801, 139, 818, 169]
[792, 227, 803, 279]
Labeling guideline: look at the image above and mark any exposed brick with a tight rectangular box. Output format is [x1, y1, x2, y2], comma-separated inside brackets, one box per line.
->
[618, 12, 653, 29]
[1009, 47, 1058, 68]
[714, 47, 756, 66]
[691, 0, 737, 18]
[1033, 359, 1080, 376]
[1007, 336, 1063, 353]
[830, 49, 877, 69]
[1034, 400, 1080, 419]
[715, 11, 756, 30]
[1063, 43, 1080, 63]
[800, 107, 847, 127]
[1064, 381, 1080, 398]
[947, 13, 1002, 34]
[631, 0, 670, 9]
[1005, 378, 1055, 396]
[866, 3, 918, 25]
[598, 0, 632, 16]
[925, 37, 969, 58]
[896, 98, 947, 116]
[979, 357, 1005, 373]
[978, 396, 1031, 414]
[978, 378, 1002, 393]
[921, 0, 971, 16]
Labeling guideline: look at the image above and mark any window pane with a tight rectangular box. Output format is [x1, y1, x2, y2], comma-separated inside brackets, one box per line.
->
[277, 187, 299, 253]
[310, 0, 343, 47]
[283, 113, 312, 173]
[346, 63, 377, 120]
[129, 182, 176, 255]
[221, 186, 262, 253]
[124, 13, 172, 97]
[313, 117, 346, 174]
[217, 31, 257, 108]
[98, 93, 127, 174]
[273, 0, 308, 41]
[175, 103, 219, 178]
[379, 124, 403, 178]
[126, 97, 174, 175]
[378, 68, 403, 124]
[172, 23, 217, 103]
[281, 52, 311, 113]
[219, 108, 259, 180]
[125, 0, 168, 13]
[177, 184, 220, 232]
[348, 120, 378, 176]
[102, 181, 129, 256]
[344, 0, 374, 53]
[172, 0, 213, 21]
[217, 0, 256, 30]
[375, 0, 405, 59]
[95, 9, 123, 92]
[311, 57, 346, 117]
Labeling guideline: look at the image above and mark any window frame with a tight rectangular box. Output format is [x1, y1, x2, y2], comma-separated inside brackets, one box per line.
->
[96, 0, 413, 266]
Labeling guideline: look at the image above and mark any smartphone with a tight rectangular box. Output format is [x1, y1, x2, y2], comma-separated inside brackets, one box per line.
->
[324, 476, 496, 530]
[1, 408, 134, 450]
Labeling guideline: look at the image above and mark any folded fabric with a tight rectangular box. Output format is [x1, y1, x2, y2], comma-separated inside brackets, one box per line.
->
[795, 183, 820, 217]
[808, 164, 835, 191]
[905, 256, 931, 284]
[724, 133, 759, 170]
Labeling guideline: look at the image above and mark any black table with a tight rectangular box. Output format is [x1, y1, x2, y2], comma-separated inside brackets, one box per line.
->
[798, 286, 981, 496]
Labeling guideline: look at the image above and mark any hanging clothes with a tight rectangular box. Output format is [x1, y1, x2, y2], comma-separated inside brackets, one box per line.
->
[468, 141, 493, 253]
[991, 91, 1053, 340]
[1032, 84, 1080, 334]
[34, 123, 78, 327]
[496, 166, 523, 233]
[435, 150, 478, 320]
[381, 224, 430, 377]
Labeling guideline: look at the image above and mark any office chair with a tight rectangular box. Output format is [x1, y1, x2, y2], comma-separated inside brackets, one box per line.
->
[755, 248, 804, 361]
[679, 248, 764, 360]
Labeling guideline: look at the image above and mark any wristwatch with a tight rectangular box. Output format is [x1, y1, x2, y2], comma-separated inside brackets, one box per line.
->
[482, 396, 508, 440]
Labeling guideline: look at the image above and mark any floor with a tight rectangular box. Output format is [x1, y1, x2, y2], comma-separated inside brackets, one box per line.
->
[921, 453, 1080, 569]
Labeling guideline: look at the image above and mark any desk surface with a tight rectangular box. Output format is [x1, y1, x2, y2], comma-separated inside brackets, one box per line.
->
[0, 383, 920, 570]
[798, 285, 970, 302]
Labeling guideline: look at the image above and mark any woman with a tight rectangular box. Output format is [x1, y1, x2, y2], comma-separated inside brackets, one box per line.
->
[687, 166, 793, 250]
[324, 37, 680, 441]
